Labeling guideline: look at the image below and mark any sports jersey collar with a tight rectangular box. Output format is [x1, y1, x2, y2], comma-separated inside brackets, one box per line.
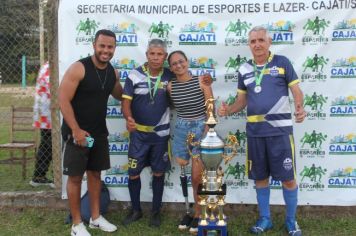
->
[252, 52, 274, 65]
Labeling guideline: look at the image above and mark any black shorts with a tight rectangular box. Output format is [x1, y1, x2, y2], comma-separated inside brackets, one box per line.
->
[62, 135, 110, 176]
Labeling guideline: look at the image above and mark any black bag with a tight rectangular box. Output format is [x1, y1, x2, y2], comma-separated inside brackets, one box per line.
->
[65, 181, 110, 224]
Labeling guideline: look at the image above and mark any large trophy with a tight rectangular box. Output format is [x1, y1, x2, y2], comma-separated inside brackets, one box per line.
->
[187, 97, 238, 236]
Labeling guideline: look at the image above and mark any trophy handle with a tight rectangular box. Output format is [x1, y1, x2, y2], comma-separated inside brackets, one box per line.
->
[222, 134, 238, 164]
[186, 132, 200, 160]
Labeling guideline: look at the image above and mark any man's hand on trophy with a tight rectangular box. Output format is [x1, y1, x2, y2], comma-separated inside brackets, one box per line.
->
[126, 116, 137, 132]
[217, 101, 229, 117]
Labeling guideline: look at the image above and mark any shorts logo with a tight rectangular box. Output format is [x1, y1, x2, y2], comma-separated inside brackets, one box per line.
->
[163, 151, 169, 162]
[283, 158, 293, 171]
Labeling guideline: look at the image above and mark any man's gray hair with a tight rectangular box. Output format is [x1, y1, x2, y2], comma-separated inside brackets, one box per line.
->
[147, 38, 167, 52]
[248, 26, 272, 40]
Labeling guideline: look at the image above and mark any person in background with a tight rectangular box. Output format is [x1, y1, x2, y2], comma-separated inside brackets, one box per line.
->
[29, 61, 54, 188]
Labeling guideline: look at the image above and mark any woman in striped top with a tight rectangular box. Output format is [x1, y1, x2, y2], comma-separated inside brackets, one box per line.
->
[167, 50, 213, 233]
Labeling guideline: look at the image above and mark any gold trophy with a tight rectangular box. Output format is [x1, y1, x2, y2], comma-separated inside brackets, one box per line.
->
[187, 97, 238, 236]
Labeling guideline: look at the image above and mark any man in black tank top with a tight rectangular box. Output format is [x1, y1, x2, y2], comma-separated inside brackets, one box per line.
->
[59, 29, 122, 236]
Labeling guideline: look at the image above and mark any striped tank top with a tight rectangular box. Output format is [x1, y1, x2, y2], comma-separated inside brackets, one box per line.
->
[171, 76, 206, 119]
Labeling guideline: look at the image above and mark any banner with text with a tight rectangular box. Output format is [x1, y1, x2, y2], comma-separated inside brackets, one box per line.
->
[59, 0, 356, 206]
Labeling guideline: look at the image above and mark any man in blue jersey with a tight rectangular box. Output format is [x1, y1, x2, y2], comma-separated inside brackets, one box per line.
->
[218, 26, 306, 236]
[122, 39, 212, 228]
[121, 39, 172, 228]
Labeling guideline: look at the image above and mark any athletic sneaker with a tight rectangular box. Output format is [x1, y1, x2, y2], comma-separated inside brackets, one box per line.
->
[29, 177, 55, 188]
[286, 220, 302, 236]
[89, 215, 117, 232]
[178, 214, 193, 230]
[189, 218, 199, 234]
[71, 222, 91, 236]
[250, 217, 273, 234]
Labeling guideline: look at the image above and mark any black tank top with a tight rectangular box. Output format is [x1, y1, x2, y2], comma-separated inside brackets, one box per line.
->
[61, 56, 116, 139]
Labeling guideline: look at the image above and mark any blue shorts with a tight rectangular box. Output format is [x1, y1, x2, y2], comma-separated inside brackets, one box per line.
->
[172, 117, 205, 161]
[128, 131, 171, 176]
[246, 135, 296, 181]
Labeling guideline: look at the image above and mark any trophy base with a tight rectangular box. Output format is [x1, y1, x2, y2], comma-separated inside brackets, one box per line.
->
[198, 219, 228, 236]
[197, 184, 226, 195]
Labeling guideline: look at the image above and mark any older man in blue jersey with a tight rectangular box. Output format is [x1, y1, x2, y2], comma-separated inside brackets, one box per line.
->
[121, 39, 173, 228]
[218, 26, 306, 236]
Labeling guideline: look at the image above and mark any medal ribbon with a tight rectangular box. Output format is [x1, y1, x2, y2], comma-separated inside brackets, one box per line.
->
[144, 65, 163, 103]
[253, 63, 267, 87]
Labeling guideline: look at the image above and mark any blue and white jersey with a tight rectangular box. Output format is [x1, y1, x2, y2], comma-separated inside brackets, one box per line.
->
[237, 54, 299, 137]
[123, 66, 174, 143]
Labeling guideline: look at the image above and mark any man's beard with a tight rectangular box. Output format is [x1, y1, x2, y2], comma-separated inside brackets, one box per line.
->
[94, 52, 111, 65]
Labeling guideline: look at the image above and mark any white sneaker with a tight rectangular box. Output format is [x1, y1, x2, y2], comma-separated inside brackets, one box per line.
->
[89, 215, 117, 232]
[71, 222, 91, 236]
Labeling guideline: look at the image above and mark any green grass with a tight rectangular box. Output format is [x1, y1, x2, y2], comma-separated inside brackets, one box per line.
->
[0, 207, 355, 235]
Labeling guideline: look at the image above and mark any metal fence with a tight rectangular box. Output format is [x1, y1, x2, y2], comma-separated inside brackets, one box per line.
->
[0, 0, 61, 192]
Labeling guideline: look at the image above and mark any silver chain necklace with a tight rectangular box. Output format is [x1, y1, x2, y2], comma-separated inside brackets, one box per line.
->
[94, 66, 108, 90]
